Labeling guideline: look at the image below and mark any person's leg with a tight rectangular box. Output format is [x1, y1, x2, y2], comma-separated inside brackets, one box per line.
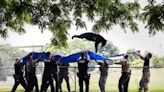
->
[27, 75, 34, 92]
[143, 71, 150, 92]
[29, 80, 34, 92]
[49, 77, 55, 92]
[85, 76, 90, 92]
[40, 76, 47, 92]
[25, 76, 30, 92]
[53, 73, 59, 92]
[59, 75, 64, 92]
[144, 82, 148, 92]
[45, 82, 50, 91]
[139, 79, 144, 90]
[119, 74, 126, 92]
[26, 74, 36, 92]
[124, 74, 130, 92]
[79, 76, 83, 92]
[20, 77, 27, 90]
[139, 73, 144, 91]
[99, 76, 104, 92]
[24, 74, 29, 92]
[34, 75, 39, 92]
[11, 80, 19, 92]
[65, 75, 71, 92]
[103, 76, 108, 92]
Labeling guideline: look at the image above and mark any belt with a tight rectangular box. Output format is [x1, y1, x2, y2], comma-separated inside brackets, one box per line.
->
[122, 70, 131, 74]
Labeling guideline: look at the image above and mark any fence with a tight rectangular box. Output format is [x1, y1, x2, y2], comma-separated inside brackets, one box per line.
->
[0, 66, 164, 92]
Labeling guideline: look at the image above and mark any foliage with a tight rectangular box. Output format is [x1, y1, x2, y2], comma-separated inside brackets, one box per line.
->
[66, 39, 95, 54]
[98, 40, 119, 57]
[0, 0, 140, 47]
[0, 44, 29, 76]
[0, 44, 28, 58]
[152, 55, 164, 67]
[140, 0, 164, 35]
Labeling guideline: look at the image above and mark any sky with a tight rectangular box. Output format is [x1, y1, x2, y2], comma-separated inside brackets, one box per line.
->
[0, 0, 164, 56]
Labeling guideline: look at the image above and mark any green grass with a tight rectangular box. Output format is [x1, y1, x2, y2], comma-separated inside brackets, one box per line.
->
[0, 68, 164, 92]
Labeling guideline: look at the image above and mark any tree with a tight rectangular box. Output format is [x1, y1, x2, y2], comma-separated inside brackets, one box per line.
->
[141, 0, 164, 35]
[44, 39, 95, 54]
[152, 55, 164, 67]
[0, 0, 140, 47]
[0, 44, 27, 58]
[98, 40, 119, 57]
[0, 44, 29, 77]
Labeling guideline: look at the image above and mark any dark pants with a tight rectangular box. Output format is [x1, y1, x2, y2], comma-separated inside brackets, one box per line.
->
[40, 74, 54, 92]
[118, 72, 131, 92]
[25, 73, 39, 92]
[59, 74, 70, 92]
[99, 75, 107, 92]
[11, 75, 27, 92]
[45, 73, 58, 92]
[78, 73, 90, 92]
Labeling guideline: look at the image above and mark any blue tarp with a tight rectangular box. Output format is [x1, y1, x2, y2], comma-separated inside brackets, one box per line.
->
[22, 51, 138, 64]
[110, 51, 139, 58]
[108, 51, 139, 60]
[22, 52, 46, 64]
[89, 51, 111, 60]
[22, 51, 110, 64]
[61, 51, 110, 63]
[61, 52, 82, 63]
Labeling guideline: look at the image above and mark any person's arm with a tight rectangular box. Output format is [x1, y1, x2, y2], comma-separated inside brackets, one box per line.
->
[86, 54, 90, 61]
[95, 60, 102, 65]
[33, 54, 42, 66]
[36, 54, 42, 62]
[115, 60, 123, 65]
[56, 57, 62, 64]
[84, 51, 90, 61]
[135, 51, 145, 60]
[34, 54, 42, 62]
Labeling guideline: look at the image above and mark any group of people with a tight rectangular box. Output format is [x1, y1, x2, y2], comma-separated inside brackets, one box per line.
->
[11, 51, 152, 92]
[76, 51, 152, 92]
[11, 52, 70, 92]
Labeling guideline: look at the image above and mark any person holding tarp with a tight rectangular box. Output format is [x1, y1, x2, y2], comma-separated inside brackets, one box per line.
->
[40, 52, 54, 92]
[45, 55, 61, 92]
[96, 60, 109, 92]
[115, 54, 131, 92]
[136, 51, 152, 92]
[25, 53, 42, 92]
[58, 62, 71, 92]
[77, 51, 90, 92]
[11, 58, 27, 92]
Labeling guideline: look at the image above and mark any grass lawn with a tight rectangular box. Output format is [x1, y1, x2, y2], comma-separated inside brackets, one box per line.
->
[0, 68, 164, 92]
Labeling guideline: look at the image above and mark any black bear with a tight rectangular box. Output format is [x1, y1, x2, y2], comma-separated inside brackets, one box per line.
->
[72, 32, 107, 53]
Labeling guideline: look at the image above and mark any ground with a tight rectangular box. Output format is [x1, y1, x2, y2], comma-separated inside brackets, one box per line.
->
[0, 68, 164, 92]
